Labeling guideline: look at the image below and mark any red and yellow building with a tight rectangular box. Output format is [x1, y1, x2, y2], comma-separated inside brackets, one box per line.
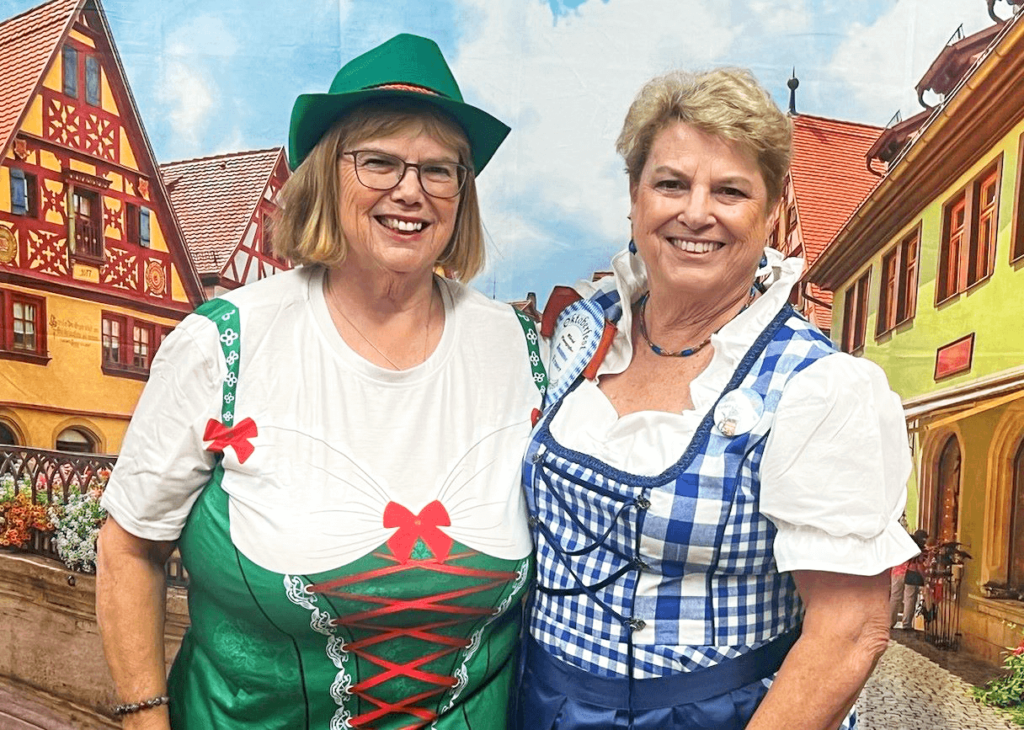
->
[0, 0, 204, 454]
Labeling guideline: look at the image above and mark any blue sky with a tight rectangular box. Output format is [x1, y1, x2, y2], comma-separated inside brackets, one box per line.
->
[0, 0, 1003, 304]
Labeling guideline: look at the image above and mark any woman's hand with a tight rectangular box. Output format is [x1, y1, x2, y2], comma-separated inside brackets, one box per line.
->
[95, 517, 177, 730]
[746, 569, 891, 730]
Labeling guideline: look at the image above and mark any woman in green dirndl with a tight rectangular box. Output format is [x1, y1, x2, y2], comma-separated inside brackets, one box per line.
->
[96, 34, 543, 729]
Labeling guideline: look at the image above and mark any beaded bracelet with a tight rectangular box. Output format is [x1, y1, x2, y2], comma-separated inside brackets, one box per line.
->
[112, 695, 170, 717]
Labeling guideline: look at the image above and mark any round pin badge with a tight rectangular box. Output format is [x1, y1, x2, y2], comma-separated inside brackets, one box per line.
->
[713, 388, 764, 437]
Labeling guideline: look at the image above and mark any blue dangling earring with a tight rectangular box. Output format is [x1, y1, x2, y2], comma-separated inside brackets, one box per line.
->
[754, 254, 769, 293]
[628, 239, 637, 254]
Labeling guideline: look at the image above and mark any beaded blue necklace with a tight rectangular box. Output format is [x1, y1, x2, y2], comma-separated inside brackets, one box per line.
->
[637, 285, 759, 358]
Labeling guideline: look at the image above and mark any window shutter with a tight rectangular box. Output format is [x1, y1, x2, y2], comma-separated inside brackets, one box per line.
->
[86, 56, 101, 106]
[140, 207, 151, 247]
[10, 169, 27, 215]
[63, 46, 78, 98]
[125, 203, 138, 242]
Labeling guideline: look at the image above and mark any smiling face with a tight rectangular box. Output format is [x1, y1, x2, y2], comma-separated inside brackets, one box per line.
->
[630, 121, 772, 304]
[337, 124, 463, 279]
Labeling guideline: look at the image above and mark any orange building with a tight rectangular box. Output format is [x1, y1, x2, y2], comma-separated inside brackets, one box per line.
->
[0, 0, 204, 454]
[767, 114, 881, 335]
[162, 148, 291, 298]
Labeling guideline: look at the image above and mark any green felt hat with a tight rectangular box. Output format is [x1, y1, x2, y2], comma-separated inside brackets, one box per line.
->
[288, 34, 510, 174]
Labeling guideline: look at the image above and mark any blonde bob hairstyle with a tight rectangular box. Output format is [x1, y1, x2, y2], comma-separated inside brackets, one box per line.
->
[274, 99, 484, 281]
[616, 68, 792, 208]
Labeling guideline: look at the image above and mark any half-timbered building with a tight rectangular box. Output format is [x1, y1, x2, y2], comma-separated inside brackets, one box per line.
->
[0, 0, 204, 454]
[162, 147, 290, 298]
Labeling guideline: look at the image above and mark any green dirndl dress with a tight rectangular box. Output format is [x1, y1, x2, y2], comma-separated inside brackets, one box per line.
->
[167, 300, 541, 729]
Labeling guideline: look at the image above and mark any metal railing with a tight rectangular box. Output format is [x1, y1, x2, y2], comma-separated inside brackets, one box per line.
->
[922, 541, 971, 651]
[1, 446, 188, 587]
[1, 446, 113, 505]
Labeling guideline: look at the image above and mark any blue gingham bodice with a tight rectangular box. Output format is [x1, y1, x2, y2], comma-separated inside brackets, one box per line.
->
[524, 303, 838, 680]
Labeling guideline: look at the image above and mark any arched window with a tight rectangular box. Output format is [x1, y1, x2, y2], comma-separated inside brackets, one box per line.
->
[0, 421, 16, 445]
[1010, 439, 1024, 590]
[933, 435, 961, 543]
[55, 427, 97, 454]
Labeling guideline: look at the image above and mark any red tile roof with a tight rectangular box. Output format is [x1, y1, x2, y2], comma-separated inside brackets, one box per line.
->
[161, 148, 285, 275]
[0, 0, 81, 158]
[790, 114, 882, 265]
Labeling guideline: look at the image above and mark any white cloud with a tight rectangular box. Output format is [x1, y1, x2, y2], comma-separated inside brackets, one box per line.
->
[452, 0, 740, 287]
[827, 0, 995, 123]
[161, 15, 238, 157]
[163, 60, 214, 155]
[746, 0, 812, 34]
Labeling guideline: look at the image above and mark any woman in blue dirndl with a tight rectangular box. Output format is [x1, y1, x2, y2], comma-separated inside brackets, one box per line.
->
[515, 68, 919, 729]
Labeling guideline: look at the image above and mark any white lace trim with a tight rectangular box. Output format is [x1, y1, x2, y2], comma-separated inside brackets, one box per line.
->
[284, 574, 353, 730]
[433, 558, 531, 723]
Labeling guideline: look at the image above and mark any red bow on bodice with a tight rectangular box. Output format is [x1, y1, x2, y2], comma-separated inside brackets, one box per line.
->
[203, 417, 258, 463]
[383, 500, 453, 563]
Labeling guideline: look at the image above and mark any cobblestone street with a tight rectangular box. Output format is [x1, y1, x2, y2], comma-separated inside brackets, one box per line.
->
[858, 637, 1017, 730]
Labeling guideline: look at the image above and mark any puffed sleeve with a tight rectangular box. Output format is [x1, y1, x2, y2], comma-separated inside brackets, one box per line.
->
[100, 315, 223, 541]
[759, 353, 920, 575]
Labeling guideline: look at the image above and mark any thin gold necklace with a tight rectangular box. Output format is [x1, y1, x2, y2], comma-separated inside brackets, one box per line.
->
[326, 274, 435, 370]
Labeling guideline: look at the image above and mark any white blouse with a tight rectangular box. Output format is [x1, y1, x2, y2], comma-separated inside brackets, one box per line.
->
[548, 247, 919, 575]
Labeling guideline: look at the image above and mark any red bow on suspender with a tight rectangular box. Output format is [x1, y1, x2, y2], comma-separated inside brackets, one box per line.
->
[203, 417, 258, 463]
[383, 501, 453, 563]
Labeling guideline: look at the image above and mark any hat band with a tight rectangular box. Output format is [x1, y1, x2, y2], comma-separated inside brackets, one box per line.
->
[368, 82, 449, 98]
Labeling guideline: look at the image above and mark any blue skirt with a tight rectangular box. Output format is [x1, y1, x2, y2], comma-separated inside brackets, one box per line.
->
[512, 632, 800, 730]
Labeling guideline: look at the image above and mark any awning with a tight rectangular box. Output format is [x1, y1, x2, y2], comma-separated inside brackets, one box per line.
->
[903, 366, 1024, 428]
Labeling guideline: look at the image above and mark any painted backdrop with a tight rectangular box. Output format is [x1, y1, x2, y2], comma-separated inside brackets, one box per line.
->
[0, 0, 999, 304]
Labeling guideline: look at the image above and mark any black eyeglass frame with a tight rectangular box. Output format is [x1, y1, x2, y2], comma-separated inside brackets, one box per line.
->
[341, 150, 470, 199]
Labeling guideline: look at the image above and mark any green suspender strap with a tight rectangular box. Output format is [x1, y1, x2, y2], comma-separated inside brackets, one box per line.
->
[513, 308, 548, 402]
[192, 299, 255, 464]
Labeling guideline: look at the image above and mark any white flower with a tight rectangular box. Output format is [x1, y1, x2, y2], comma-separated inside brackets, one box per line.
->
[224, 394, 235, 403]
[226, 351, 239, 366]
[224, 412, 234, 423]
[220, 329, 239, 347]
[529, 352, 540, 366]
[226, 372, 238, 386]
[526, 329, 538, 343]
[222, 313, 232, 321]
[50, 492, 107, 573]
[533, 372, 545, 383]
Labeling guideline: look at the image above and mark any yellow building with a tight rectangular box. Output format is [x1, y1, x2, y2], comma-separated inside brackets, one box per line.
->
[0, 0, 204, 455]
[809, 10, 1024, 663]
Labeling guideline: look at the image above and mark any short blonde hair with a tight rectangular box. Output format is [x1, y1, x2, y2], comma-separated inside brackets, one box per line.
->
[275, 100, 484, 281]
[616, 68, 792, 207]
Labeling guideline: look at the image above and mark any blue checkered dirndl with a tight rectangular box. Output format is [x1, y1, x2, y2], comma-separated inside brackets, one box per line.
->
[515, 302, 856, 730]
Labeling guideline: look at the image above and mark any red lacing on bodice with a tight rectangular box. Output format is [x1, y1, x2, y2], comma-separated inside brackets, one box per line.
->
[306, 501, 520, 729]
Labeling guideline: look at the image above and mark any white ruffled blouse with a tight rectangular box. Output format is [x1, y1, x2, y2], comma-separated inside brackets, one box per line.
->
[548, 246, 919, 575]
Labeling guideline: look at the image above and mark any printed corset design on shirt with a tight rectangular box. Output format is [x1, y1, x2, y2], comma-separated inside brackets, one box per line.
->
[524, 302, 838, 679]
[172, 297, 540, 730]
[287, 503, 530, 729]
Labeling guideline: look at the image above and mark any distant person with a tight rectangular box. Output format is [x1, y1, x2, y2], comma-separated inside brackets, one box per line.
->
[515, 68, 920, 730]
[892, 529, 929, 629]
[96, 34, 541, 729]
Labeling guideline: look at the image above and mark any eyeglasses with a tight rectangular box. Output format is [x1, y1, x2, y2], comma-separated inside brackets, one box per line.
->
[343, 150, 469, 199]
